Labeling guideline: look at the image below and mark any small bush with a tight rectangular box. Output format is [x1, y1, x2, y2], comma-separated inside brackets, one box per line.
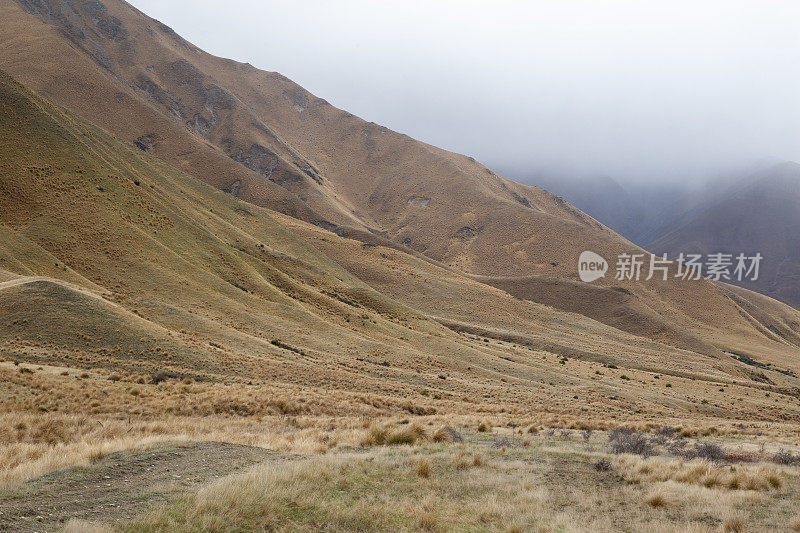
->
[773, 449, 800, 465]
[477, 421, 490, 433]
[594, 458, 612, 472]
[692, 442, 725, 462]
[608, 428, 655, 457]
[151, 370, 179, 384]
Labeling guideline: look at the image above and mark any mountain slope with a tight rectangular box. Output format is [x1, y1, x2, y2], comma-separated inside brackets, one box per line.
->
[5, 67, 800, 432]
[648, 162, 800, 309]
[1, 0, 800, 363]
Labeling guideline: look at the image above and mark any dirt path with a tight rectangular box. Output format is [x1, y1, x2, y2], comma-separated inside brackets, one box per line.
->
[0, 441, 284, 532]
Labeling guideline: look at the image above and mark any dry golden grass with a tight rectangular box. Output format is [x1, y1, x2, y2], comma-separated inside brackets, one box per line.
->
[414, 458, 432, 479]
[451, 450, 486, 470]
[614, 455, 786, 492]
[116, 439, 800, 532]
[1, 28, 800, 532]
[721, 515, 747, 533]
[645, 489, 670, 508]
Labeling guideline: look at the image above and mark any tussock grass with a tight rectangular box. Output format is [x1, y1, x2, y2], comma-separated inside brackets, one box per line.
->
[360, 422, 429, 447]
[451, 450, 485, 470]
[414, 458, 432, 478]
[645, 489, 669, 508]
[122, 441, 800, 533]
[124, 450, 587, 532]
[721, 515, 747, 533]
[0, 412, 439, 487]
[614, 455, 785, 491]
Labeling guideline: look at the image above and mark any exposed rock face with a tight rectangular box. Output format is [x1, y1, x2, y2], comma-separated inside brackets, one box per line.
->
[407, 197, 430, 207]
[14, 0, 126, 69]
[133, 133, 155, 151]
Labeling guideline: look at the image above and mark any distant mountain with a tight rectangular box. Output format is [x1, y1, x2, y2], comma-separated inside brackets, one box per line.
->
[518, 162, 800, 311]
[526, 174, 689, 245]
[646, 161, 800, 309]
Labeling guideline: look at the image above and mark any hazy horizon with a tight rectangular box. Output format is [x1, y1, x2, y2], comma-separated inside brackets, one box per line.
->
[129, 0, 800, 185]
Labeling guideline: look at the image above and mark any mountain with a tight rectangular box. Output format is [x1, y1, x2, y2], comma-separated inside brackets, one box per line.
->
[518, 173, 690, 246]
[2, 0, 799, 364]
[8, 65, 800, 435]
[4, 4, 800, 529]
[1, 0, 800, 416]
[646, 161, 800, 309]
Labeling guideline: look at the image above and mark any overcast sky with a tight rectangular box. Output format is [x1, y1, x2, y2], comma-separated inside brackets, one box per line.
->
[129, 0, 800, 183]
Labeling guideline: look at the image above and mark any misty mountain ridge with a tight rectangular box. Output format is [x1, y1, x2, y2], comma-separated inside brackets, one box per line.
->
[518, 160, 800, 309]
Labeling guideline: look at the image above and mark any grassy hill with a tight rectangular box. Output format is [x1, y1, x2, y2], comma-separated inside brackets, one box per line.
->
[1, 4, 800, 530]
[3, 0, 800, 359]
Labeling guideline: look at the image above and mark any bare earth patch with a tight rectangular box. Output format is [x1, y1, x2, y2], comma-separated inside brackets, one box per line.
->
[0, 441, 280, 532]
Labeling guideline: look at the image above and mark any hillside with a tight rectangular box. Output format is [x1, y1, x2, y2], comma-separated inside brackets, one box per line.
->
[647, 162, 800, 309]
[2, 60, 800, 435]
[1, 0, 799, 362]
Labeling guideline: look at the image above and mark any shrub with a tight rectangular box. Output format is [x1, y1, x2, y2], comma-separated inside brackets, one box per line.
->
[151, 370, 179, 384]
[477, 421, 490, 433]
[608, 428, 655, 457]
[594, 458, 612, 472]
[653, 426, 677, 442]
[692, 442, 725, 462]
[773, 449, 800, 465]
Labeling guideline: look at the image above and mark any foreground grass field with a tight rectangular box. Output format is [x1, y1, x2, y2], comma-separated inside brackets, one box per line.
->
[1, 423, 795, 532]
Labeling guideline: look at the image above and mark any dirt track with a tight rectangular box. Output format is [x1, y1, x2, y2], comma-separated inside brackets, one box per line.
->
[0, 441, 281, 532]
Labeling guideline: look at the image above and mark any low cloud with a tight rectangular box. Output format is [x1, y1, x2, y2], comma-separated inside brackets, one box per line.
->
[130, 0, 800, 184]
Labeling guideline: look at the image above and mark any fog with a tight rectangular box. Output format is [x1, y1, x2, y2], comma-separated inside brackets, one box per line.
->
[129, 0, 800, 184]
